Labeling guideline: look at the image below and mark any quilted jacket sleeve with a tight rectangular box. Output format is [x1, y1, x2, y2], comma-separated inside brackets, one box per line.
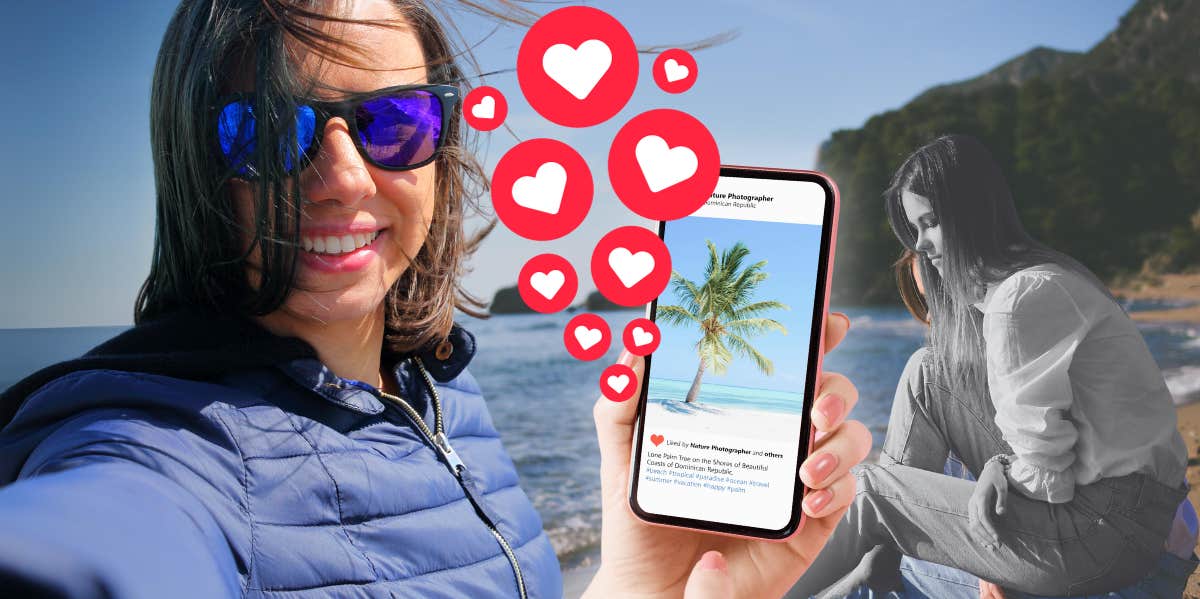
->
[0, 458, 240, 599]
[0, 372, 245, 599]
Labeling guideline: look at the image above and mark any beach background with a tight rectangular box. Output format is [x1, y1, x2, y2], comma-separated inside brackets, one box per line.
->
[3, 277, 1197, 595]
[1, 0, 1197, 595]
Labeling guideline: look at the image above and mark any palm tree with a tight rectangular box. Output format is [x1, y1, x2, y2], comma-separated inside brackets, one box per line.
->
[657, 240, 789, 403]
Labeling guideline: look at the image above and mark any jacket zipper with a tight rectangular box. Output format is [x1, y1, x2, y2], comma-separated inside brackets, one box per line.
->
[361, 357, 528, 599]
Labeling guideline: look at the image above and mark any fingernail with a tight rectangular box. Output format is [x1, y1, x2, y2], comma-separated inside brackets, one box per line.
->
[836, 312, 850, 330]
[698, 550, 726, 572]
[817, 394, 843, 426]
[805, 452, 839, 483]
[617, 350, 635, 367]
[813, 429, 829, 444]
[805, 489, 833, 513]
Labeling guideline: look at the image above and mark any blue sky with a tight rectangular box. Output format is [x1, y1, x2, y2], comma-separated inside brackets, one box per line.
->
[650, 216, 822, 391]
[0, 1, 1136, 327]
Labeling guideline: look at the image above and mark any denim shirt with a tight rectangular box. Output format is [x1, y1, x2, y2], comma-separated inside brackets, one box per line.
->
[973, 263, 1187, 503]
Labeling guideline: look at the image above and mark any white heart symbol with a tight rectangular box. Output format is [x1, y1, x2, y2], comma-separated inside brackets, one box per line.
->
[529, 270, 565, 300]
[635, 135, 698, 193]
[511, 162, 566, 214]
[542, 39, 612, 100]
[632, 326, 654, 347]
[608, 247, 655, 288]
[664, 59, 689, 83]
[574, 325, 602, 350]
[607, 374, 630, 393]
[471, 95, 495, 119]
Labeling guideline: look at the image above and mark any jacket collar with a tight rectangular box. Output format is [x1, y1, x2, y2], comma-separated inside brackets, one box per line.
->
[274, 323, 477, 415]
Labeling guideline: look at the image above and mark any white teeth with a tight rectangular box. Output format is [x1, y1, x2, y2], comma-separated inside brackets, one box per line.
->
[328, 236, 344, 253]
[301, 230, 381, 255]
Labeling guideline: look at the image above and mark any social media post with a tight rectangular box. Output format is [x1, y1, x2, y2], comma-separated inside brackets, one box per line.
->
[635, 176, 827, 530]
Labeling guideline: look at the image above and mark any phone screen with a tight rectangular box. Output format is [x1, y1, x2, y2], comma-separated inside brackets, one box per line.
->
[630, 167, 837, 537]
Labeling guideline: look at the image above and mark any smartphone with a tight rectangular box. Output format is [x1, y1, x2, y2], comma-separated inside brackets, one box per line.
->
[628, 166, 839, 539]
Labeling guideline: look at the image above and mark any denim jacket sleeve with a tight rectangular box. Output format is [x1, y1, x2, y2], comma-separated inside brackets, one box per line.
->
[983, 273, 1089, 503]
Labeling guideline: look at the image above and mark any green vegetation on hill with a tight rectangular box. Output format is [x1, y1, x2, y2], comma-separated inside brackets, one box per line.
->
[819, 0, 1200, 305]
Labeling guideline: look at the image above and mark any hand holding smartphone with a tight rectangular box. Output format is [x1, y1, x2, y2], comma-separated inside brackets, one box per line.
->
[628, 166, 839, 539]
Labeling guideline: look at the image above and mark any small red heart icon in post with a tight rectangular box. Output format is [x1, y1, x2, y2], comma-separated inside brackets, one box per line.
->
[650, 434, 664, 446]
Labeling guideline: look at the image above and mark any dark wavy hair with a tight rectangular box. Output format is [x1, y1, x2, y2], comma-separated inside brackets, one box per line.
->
[135, 0, 531, 354]
[884, 134, 1113, 398]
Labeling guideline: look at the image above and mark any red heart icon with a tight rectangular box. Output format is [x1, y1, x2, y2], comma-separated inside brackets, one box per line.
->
[650, 434, 664, 446]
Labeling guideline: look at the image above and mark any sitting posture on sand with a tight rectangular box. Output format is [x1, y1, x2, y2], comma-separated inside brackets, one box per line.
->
[851, 250, 1200, 599]
[788, 134, 1190, 598]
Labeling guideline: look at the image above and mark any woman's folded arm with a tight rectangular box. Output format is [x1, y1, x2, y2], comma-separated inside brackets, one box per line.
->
[983, 274, 1090, 503]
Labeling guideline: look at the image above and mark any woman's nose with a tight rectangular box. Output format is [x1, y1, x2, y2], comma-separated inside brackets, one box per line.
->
[300, 117, 376, 208]
[914, 228, 932, 252]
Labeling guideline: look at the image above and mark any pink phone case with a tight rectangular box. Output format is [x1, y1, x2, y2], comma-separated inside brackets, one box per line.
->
[627, 166, 841, 542]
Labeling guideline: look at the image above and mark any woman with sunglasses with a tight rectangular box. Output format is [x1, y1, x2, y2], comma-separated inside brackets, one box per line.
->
[0, 1, 869, 597]
[788, 134, 1190, 598]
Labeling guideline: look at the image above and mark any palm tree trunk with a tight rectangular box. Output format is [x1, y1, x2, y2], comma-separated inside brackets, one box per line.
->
[684, 358, 706, 403]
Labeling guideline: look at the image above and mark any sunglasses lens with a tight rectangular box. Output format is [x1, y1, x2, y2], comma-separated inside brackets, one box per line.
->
[355, 90, 443, 168]
[216, 101, 317, 178]
[289, 105, 318, 171]
[218, 101, 257, 177]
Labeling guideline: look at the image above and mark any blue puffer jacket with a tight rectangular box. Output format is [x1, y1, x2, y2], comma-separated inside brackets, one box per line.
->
[0, 308, 562, 598]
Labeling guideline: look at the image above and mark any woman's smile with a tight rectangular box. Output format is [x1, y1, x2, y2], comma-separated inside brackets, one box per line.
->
[297, 226, 390, 274]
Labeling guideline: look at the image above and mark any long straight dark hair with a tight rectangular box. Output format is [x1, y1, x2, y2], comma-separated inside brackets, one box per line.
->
[135, 0, 532, 354]
[884, 134, 1113, 398]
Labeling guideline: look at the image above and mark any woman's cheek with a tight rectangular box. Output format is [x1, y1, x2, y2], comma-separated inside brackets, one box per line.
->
[383, 169, 437, 260]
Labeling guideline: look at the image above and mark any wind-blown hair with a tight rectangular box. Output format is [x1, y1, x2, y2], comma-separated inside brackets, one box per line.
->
[134, 0, 519, 354]
[884, 134, 1113, 398]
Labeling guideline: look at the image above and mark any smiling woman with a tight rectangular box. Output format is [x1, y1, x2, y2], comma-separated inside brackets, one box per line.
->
[138, 0, 488, 390]
[0, 1, 874, 598]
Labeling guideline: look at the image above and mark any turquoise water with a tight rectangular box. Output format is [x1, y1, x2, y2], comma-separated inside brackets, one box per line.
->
[647, 377, 807, 415]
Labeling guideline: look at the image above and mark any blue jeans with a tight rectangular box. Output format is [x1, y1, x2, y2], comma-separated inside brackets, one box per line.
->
[893, 548, 1198, 599]
[824, 454, 1198, 599]
[898, 456, 1197, 598]
[787, 348, 1190, 598]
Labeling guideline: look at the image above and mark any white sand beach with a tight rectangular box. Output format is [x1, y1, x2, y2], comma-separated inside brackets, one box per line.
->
[643, 399, 806, 440]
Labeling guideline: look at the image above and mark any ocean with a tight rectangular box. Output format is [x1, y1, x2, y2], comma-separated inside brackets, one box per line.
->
[1, 306, 1198, 572]
[647, 378, 807, 415]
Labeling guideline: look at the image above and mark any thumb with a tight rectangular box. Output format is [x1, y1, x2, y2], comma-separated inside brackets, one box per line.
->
[684, 551, 735, 599]
[593, 350, 644, 490]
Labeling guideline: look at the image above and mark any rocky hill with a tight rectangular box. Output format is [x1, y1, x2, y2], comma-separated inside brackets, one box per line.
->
[819, 0, 1200, 305]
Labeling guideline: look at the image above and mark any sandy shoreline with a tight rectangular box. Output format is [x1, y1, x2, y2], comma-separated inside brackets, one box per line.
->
[1113, 272, 1200, 324]
[1174, 402, 1200, 598]
[643, 399, 806, 439]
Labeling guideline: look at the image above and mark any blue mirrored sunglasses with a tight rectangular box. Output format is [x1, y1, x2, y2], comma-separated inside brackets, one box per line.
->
[216, 83, 460, 179]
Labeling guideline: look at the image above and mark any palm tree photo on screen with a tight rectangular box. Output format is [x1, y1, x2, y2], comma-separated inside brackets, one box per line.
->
[657, 241, 789, 404]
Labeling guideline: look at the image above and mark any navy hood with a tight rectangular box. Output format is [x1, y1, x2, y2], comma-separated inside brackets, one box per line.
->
[0, 308, 318, 430]
[0, 307, 475, 431]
